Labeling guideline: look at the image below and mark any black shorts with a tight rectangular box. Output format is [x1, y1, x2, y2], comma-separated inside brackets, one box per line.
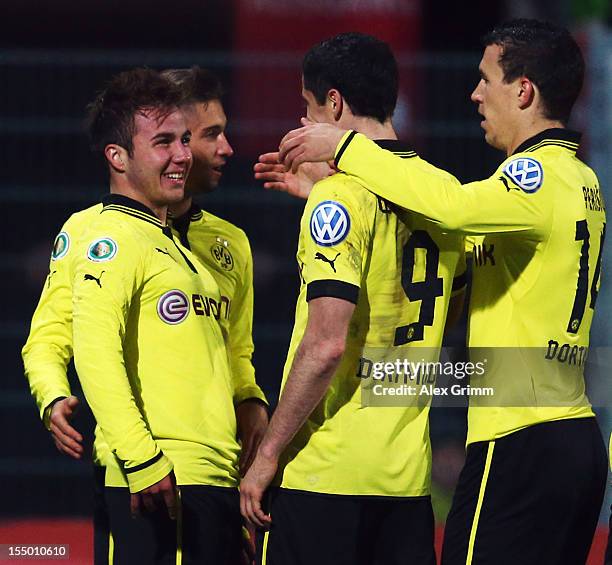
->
[106, 484, 243, 565]
[257, 487, 435, 565]
[442, 417, 607, 565]
[93, 465, 110, 565]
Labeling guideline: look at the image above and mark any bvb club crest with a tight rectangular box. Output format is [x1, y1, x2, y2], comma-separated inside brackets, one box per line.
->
[210, 237, 234, 271]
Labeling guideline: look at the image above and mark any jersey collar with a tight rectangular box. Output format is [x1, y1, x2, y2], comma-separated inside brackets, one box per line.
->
[101, 194, 164, 228]
[168, 202, 204, 226]
[512, 128, 581, 155]
[374, 139, 417, 159]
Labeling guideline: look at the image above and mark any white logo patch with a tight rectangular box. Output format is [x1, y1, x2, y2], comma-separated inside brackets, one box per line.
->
[310, 201, 351, 247]
[157, 290, 190, 324]
[503, 157, 544, 193]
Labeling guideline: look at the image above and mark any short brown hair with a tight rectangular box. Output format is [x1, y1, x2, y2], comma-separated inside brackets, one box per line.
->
[161, 66, 224, 107]
[87, 68, 182, 156]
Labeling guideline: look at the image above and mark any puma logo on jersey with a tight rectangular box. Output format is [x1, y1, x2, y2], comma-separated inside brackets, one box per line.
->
[315, 252, 340, 273]
[499, 176, 519, 193]
[47, 270, 57, 289]
[84, 271, 105, 288]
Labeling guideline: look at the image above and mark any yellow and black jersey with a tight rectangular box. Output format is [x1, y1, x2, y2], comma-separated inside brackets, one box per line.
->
[21, 204, 112, 465]
[23, 200, 266, 470]
[279, 140, 466, 497]
[334, 129, 605, 444]
[72, 194, 239, 493]
[170, 204, 266, 406]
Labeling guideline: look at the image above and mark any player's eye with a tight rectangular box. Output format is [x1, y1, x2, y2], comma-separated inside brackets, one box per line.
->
[181, 133, 192, 145]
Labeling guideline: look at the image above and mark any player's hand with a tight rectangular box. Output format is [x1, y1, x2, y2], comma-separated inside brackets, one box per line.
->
[49, 396, 83, 459]
[236, 400, 269, 476]
[130, 472, 177, 520]
[279, 118, 348, 173]
[240, 450, 276, 528]
[254, 152, 333, 200]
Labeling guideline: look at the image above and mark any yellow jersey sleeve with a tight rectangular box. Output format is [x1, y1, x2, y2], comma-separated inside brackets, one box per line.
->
[72, 225, 173, 492]
[227, 238, 265, 405]
[22, 207, 101, 424]
[335, 132, 551, 236]
[301, 174, 372, 303]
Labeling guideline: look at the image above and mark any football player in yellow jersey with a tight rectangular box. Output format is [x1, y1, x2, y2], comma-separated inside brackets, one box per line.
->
[277, 20, 607, 565]
[241, 33, 466, 565]
[22, 68, 264, 564]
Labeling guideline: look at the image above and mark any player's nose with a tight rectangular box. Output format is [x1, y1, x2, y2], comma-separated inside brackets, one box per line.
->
[218, 133, 234, 158]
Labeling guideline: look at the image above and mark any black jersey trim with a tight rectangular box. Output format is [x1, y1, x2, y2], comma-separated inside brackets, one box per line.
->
[373, 139, 416, 154]
[524, 140, 579, 153]
[123, 451, 164, 474]
[102, 194, 162, 224]
[334, 130, 357, 167]
[168, 202, 205, 250]
[306, 280, 359, 304]
[452, 271, 468, 291]
[512, 128, 581, 155]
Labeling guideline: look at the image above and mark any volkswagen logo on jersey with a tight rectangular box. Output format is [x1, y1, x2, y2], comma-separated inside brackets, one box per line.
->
[502, 157, 544, 193]
[310, 200, 351, 247]
[51, 232, 70, 261]
[157, 290, 190, 324]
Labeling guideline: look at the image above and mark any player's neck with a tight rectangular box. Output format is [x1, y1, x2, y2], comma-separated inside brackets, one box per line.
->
[506, 118, 565, 156]
[347, 117, 397, 142]
[169, 196, 193, 219]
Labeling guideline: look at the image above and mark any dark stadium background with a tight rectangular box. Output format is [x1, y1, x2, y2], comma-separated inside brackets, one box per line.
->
[2, 0, 611, 562]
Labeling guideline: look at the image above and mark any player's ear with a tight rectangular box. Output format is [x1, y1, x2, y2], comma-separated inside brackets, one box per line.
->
[328, 89, 343, 122]
[517, 77, 535, 110]
[105, 144, 128, 173]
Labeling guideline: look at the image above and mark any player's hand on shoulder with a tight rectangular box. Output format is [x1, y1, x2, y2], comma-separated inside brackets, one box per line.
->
[48, 396, 83, 460]
[254, 151, 333, 200]
[130, 471, 177, 520]
[279, 118, 347, 173]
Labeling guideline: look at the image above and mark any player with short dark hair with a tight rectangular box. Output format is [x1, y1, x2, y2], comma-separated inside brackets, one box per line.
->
[23, 68, 251, 564]
[241, 32, 466, 565]
[276, 19, 607, 565]
[482, 19, 584, 124]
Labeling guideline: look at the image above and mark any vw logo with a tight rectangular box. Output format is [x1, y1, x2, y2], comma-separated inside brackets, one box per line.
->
[310, 200, 351, 247]
[157, 290, 190, 324]
[503, 157, 543, 193]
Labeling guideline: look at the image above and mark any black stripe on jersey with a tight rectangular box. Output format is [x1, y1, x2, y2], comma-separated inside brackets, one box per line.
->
[525, 141, 579, 153]
[123, 451, 164, 474]
[306, 280, 359, 304]
[102, 194, 163, 225]
[334, 130, 357, 167]
[103, 205, 163, 229]
[452, 271, 468, 291]
[512, 128, 581, 155]
[162, 226, 198, 274]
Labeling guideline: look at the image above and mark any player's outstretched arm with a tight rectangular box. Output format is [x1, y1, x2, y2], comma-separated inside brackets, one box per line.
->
[240, 296, 355, 528]
[254, 151, 333, 200]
